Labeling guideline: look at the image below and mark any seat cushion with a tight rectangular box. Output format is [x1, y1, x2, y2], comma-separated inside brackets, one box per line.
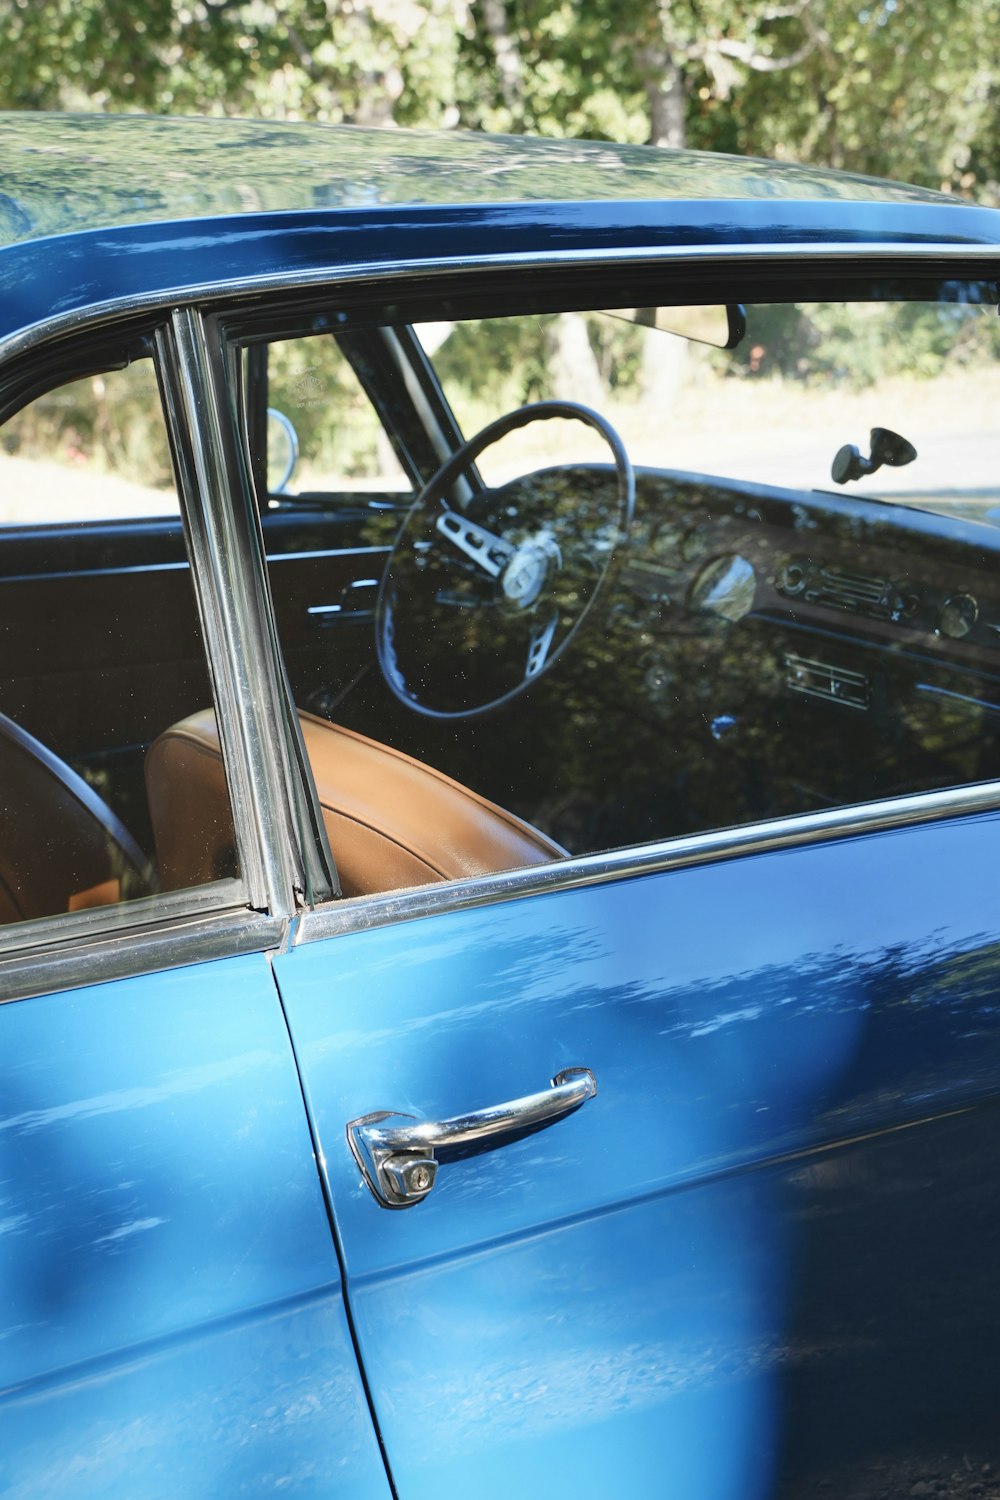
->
[145, 709, 566, 898]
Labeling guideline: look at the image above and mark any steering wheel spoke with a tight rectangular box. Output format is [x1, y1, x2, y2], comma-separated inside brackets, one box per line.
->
[377, 401, 634, 719]
[435, 509, 515, 579]
[525, 612, 559, 679]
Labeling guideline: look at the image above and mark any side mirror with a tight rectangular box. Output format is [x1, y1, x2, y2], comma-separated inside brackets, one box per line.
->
[266, 408, 299, 495]
[831, 427, 917, 485]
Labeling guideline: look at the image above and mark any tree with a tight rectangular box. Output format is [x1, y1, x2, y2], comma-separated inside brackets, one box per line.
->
[457, 0, 999, 198]
[0, 0, 461, 127]
[0, 0, 996, 203]
[459, 1, 827, 149]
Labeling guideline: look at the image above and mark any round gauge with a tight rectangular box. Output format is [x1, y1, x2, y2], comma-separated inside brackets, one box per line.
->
[939, 592, 978, 640]
[688, 554, 756, 623]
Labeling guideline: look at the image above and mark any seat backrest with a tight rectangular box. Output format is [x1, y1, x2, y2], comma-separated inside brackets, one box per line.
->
[145, 708, 566, 899]
[0, 712, 152, 924]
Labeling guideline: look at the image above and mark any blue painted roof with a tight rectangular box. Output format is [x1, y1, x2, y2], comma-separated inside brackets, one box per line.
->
[0, 112, 986, 246]
[0, 114, 997, 349]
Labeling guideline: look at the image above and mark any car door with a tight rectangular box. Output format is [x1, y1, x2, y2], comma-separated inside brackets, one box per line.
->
[0, 316, 391, 1498]
[0, 955, 391, 1500]
[273, 812, 1000, 1500]
[242, 263, 1000, 1498]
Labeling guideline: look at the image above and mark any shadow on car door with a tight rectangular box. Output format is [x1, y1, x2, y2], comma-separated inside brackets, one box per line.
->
[275, 812, 1000, 1499]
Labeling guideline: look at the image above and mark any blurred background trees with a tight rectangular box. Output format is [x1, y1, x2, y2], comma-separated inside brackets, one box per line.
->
[1, 0, 997, 202]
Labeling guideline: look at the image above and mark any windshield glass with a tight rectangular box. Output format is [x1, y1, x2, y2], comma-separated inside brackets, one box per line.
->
[417, 296, 1000, 523]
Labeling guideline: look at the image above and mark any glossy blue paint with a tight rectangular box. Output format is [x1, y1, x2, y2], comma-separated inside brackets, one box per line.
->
[275, 810, 1000, 1498]
[770, 1102, 1000, 1490]
[1, 115, 999, 350]
[2, 110, 999, 1497]
[3, 198, 999, 352]
[0, 953, 390, 1500]
[0, 113, 976, 246]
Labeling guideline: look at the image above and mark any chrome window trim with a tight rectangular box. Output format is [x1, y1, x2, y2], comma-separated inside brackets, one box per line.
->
[0, 302, 335, 1000]
[2, 244, 998, 987]
[293, 779, 1000, 947]
[0, 311, 289, 1002]
[0, 899, 286, 1006]
[2, 241, 998, 365]
[209, 310, 340, 906]
[0, 879, 247, 962]
[158, 311, 309, 916]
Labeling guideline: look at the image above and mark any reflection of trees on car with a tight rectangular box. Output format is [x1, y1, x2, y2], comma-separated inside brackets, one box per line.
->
[338, 455, 1000, 863]
[4, 0, 997, 210]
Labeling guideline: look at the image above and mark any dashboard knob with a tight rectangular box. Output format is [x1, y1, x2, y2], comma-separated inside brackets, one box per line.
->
[939, 593, 978, 640]
[689, 554, 756, 621]
[777, 560, 807, 597]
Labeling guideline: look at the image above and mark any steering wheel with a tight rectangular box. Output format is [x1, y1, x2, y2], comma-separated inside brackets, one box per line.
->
[376, 401, 634, 719]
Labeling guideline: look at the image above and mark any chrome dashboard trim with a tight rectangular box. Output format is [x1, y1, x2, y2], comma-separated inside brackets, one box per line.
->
[2, 242, 998, 364]
[915, 682, 1000, 713]
[294, 779, 1000, 946]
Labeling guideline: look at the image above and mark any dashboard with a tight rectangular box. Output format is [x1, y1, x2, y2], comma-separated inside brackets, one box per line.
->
[294, 465, 1000, 861]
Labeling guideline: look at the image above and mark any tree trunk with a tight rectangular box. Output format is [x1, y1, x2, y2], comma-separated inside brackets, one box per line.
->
[478, 0, 523, 120]
[551, 314, 605, 409]
[643, 49, 687, 149]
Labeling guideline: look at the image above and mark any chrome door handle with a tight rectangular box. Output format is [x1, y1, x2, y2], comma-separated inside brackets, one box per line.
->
[347, 1066, 597, 1209]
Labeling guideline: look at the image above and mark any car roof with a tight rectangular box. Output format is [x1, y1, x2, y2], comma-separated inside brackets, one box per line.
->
[0, 111, 975, 245]
[1, 113, 998, 352]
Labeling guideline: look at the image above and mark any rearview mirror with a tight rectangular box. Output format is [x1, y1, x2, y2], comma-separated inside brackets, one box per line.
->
[603, 304, 747, 350]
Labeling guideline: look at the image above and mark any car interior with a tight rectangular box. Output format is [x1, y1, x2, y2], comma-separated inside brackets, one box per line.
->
[2, 271, 999, 926]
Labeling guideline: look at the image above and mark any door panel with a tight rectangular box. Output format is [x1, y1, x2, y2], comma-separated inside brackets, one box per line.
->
[275, 812, 1000, 1498]
[0, 953, 390, 1500]
[0, 512, 387, 878]
[0, 511, 388, 746]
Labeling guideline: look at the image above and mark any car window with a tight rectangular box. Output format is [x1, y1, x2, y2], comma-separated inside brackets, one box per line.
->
[0, 361, 179, 525]
[0, 351, 240, 928]
[261, 336, 411, 504]
[232, 281, 1000, 895]
[421, 302, 1000, 518]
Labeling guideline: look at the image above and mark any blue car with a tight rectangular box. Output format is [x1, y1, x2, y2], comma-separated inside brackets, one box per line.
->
[3, 113, 1000, 1499]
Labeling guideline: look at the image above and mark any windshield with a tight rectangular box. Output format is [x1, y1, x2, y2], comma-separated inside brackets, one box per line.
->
[417, 296, 1000, 524]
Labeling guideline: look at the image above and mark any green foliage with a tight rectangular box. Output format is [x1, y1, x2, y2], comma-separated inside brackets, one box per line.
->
[430, 317, 554, 410]
[726, 299, 1000, 389]
[586, 315, 645, 395]
[3, 0, 998, 444]
[2, 0, 996, 206]
[426, 312, 646, 436]
[736, 0, 1000, 200]
[3, 362, 174, 489]
[266, 335, 391, 481]
[0, 0, 458, 124]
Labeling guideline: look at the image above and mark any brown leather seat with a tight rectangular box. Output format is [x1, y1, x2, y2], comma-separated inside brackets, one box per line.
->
[145, 708, 566, 899]
[0, 712, 152, 924]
